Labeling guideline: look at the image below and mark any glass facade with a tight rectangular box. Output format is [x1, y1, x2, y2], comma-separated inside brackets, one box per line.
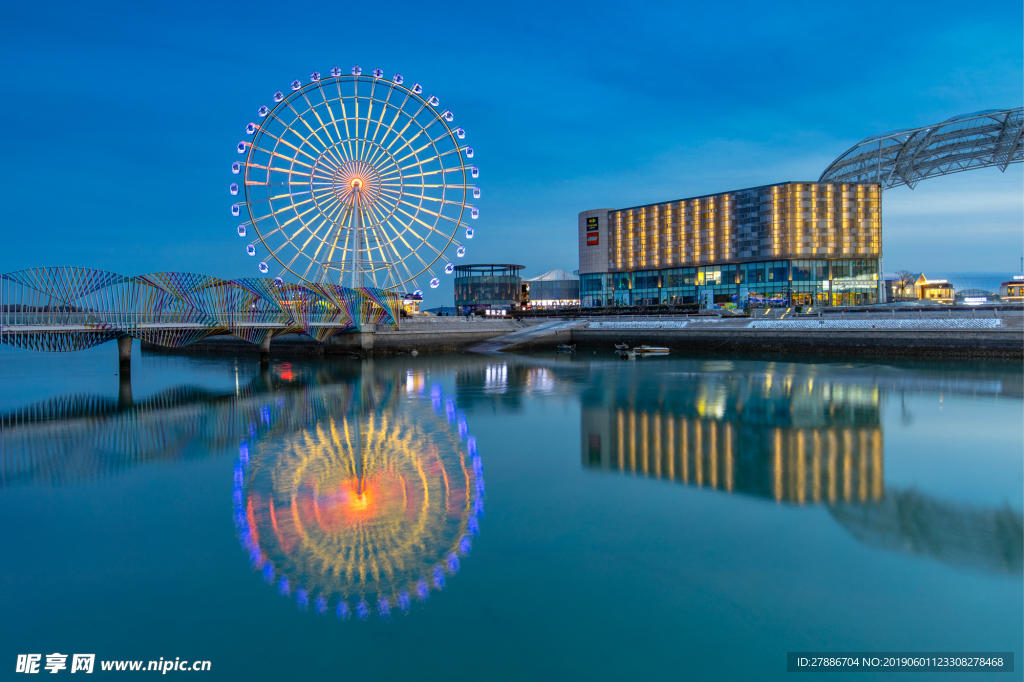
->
[579, 182, 882, 307]
[454, 264, 524, 308]
[580, 259, 878, 307]
[526, 278, 580, 306]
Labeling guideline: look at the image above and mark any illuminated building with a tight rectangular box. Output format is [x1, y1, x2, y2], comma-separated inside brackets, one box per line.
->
[578, 182, 882, 307]
[1000, 277, 1024, 302]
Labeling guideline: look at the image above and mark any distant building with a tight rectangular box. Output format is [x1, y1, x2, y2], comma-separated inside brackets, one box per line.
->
[579, 181, 882, 307]
[999, 277, 1024, 302]
[919, 279, 953, 302]
[883, 273, 954, 303]
[453, 264, 525, 311]
[524, 269, 579, 308]
[401, 292, 422, 314]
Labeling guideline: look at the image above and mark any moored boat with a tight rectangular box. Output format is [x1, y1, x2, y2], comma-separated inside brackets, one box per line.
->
[633, 345, 669, 355]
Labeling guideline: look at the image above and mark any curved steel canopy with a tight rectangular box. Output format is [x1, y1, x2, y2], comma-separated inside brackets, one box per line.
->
[819, 108, 1023, 189]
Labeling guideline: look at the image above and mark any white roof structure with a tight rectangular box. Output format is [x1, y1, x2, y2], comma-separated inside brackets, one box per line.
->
[525, 269, 578, 282]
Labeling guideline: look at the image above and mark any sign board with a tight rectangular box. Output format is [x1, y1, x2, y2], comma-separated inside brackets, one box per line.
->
[587, 233, 599, 246]
[586, 217, 599, 231]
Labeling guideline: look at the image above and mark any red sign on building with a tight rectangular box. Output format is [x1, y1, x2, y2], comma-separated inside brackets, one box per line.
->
[587, 233, 599, 246]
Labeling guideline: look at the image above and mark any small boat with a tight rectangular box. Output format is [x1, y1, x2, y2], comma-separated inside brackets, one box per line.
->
[614, 343, 629, 350]
[556, 344, 576, 353]
[633, 345, 669, 355]
[618, 350, 635, 360]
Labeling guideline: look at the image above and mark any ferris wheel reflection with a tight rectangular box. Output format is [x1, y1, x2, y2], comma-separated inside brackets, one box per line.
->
[233, 372, 484, 620]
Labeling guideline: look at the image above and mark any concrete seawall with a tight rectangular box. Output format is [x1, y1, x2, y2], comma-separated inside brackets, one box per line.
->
[140, 314, 1024, 359]
[561, 328, 1023, 358]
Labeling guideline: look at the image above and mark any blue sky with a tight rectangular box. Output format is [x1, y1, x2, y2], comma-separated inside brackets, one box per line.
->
[2, 0, 1021, 306]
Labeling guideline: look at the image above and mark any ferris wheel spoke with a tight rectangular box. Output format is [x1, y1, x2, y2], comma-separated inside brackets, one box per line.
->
[394, 143, 460, 170]
[395, 197, 468, 233]
[367, 93, 399, 152]
[371, 96, 409, 157]
[256, 126, 327, 168]
[332, 86, 357, 162]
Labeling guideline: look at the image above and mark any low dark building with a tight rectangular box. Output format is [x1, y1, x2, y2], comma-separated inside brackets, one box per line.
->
[454, 264, 525, 311]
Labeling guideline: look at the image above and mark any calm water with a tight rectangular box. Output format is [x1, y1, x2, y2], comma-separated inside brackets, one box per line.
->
[1, 344, 1021, 680]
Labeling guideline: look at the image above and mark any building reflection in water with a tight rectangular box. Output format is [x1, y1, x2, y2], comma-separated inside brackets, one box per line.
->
[233, 370, 484, 620]
[581, 362, 1021, 576]
[582, 369, 884, 505]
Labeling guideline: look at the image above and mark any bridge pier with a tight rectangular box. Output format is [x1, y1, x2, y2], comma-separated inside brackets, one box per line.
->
[117, 336, 132, 376]
[260, 334, 271, 367]
[326, 324, 375, 352]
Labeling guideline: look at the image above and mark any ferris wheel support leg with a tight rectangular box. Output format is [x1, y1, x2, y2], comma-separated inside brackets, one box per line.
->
[117, 335, 133, 377]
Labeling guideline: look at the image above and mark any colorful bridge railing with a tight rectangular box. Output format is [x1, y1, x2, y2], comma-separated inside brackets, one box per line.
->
[0, 267, 403, 352]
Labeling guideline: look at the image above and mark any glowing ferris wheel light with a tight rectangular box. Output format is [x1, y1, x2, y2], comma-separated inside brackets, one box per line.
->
[232, 64, 481, 291]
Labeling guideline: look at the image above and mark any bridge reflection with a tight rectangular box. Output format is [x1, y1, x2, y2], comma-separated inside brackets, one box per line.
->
[0, 358, 486, 619]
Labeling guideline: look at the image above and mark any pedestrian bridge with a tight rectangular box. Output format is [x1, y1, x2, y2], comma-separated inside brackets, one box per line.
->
[0, 267, 403, 356]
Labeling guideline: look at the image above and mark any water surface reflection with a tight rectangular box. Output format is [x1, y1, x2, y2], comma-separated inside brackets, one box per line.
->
[578, 359, 1022, 576]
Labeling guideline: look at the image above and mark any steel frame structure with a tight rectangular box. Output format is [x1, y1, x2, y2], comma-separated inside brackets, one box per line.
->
[235, 66, 480, 291]
[819, 108, 1023, 189]
[0, 267, 403, 352]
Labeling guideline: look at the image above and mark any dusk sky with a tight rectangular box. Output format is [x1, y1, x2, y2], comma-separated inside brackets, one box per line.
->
[2, 0, 1021, 306]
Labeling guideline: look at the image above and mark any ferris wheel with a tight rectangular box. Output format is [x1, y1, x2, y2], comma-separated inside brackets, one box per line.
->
[230, 66, 479, 291]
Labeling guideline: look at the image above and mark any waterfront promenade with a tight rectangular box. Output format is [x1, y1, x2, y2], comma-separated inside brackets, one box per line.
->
[144, 306, 1024, 359]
